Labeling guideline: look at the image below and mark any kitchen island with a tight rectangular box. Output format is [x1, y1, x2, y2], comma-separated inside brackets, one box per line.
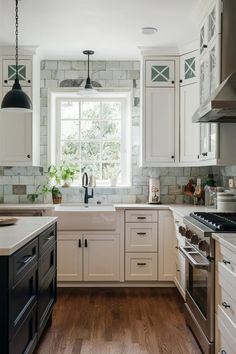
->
[0, 216, 57, 354]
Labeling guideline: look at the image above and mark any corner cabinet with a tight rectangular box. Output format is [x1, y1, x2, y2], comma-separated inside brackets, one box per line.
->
[141, 57, 179, 166]
[0, 48, 40, 166]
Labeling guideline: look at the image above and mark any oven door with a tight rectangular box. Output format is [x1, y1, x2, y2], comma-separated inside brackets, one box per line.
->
[179, 245, 214, 342]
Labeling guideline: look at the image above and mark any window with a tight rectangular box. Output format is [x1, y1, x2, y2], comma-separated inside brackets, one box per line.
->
[51, 92, 131, 186]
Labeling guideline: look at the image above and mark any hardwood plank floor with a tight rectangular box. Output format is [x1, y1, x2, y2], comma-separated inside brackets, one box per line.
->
[36, 288, 202, 354]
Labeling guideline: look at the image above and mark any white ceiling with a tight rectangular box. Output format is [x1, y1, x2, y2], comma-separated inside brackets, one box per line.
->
[0, 0, 199, 60]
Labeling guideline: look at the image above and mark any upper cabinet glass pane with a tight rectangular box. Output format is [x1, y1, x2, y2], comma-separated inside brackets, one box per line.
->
[184, 57, 196, 79]
[209, 46, 217, 94]
[208, 7, 216, 42]
[8, 65, 26, 81]
[151, 65, 169, 82]
[200, 25, 205, 54]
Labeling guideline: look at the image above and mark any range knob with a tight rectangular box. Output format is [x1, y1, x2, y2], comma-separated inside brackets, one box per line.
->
[178, 226, 186, 236]
[191, 234, 199, 244]
[198, 240, 210, 253]
[185, 229, 193, 239]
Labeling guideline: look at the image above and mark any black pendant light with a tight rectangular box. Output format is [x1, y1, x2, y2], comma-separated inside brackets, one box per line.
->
[81, 50, 98, 95]
[1, 0, 32, 111]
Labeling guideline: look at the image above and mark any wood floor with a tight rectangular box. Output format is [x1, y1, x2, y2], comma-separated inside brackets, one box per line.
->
[36, 288, 202, 354]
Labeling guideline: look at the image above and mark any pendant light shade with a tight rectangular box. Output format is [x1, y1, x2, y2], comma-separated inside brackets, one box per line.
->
[1, 0, 32, 111]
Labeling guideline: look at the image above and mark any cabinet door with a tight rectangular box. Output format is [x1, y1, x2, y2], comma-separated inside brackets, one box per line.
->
[200, 123, 218, 160]
[180, 51, 198, 86]
[0, 112, 32, 164]
[83, 234, 120, 281]
[145, 60, 175, 87]
[180, 83, 200, 163]
[209, 35, 221, 95]
[2, 59, 32, 87]
[207, 0, 222, 46]
[57, 232, 82, 281]
[158, 211, 175, 281]
[199, 53, 209, 104]
[145, 88, 175, 164]
[200, 19, 208, 56]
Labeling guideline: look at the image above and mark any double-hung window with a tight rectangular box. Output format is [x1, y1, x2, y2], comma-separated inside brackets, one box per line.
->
[51, 92, 131, 186]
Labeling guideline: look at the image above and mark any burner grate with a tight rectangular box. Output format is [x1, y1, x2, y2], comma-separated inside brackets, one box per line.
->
[190, 212, 236, 232]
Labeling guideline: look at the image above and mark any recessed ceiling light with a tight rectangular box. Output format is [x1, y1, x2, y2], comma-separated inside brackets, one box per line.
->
[140, 27, 158, 35]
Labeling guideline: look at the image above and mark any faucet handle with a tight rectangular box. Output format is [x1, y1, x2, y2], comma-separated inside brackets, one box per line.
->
[82, 172, 88, 187]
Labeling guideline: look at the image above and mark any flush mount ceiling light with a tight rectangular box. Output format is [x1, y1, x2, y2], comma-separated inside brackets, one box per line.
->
[79, 50, 98, 95]
[140, 27, 158, 35]
[1, 0, 32, 111]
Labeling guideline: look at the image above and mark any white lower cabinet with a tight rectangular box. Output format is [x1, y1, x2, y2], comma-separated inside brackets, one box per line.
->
[158, 211, 175, 281]
[125, 253, 157, 281]
[57, 234, 82, 281]
[125, 223, 157, 252]
[57, 231, 120, 282]
[83, 234, 120, 281]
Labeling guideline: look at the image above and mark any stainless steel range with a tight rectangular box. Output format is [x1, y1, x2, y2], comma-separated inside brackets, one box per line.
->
[179, 212, 236, 354]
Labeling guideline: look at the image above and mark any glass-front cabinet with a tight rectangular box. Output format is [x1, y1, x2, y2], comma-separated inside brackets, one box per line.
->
[2, 59, 32, 87]
[145, 60, 175, 87]
[180, 52, 198, 86]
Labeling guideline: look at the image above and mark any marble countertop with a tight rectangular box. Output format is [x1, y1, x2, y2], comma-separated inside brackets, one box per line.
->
[0, 216, 57, 256]
[212, 233, 236, 253]
[0, 204, 55, 210]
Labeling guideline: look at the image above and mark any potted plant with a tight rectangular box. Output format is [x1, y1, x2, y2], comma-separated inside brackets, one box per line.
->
[60, 163, 79, 187]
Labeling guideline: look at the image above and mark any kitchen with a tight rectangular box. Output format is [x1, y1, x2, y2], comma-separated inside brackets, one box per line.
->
[0, 0, 236, 353]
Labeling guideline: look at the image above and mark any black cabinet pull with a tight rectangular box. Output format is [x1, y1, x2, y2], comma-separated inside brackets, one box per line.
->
[202, 152, 208, 157]
[175, 246, 179, 249]
[171, 80, 175, 84]
[27, 154, 31, 158]
[222, 302, 230, 309]
[197, 154, 200, 159]
[137, 216, 146, 220]
[78, 239, 81, 248]
[171, 155, 174, 159]
[137, 262, 146, 266]
[28, 79, 31, 83]
[84, 239, 88, 248]
[176, 269, 180, 272]
[180, 79, 183, 83]
[203, 44, 208, 48]
[223, 259, 231, 265]
[137, 232, 146, 235]
[18, 255, 34, 264]
[4, 79, 8, 83]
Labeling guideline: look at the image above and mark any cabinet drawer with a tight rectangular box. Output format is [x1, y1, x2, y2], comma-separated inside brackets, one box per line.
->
[125, 253, 157, 281]
[9, 304, 37, 354]
[125, 223, 157, 252]
[125, 210, 158, 223]
[216, 241, 236, 274]
[38, 270, 56, 337]
[13, 238, 38, 285]
[39, 224, 56, 256]
[39, 242, 56, 284]
[217, 307, 236, 354]
[9, 264, 37, 339]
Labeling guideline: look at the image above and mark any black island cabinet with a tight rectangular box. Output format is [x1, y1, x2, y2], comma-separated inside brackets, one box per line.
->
[0, 222, 57, 354]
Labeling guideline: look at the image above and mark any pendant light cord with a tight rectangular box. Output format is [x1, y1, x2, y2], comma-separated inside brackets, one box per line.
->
[15, 0, 19, 80]
[87, 53, 90, 80]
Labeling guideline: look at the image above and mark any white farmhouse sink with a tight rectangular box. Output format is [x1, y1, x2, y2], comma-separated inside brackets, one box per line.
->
[53, 204, 117, 230]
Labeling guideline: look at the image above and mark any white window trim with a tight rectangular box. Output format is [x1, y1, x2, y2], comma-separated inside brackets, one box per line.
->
[48, 88, 132, 187]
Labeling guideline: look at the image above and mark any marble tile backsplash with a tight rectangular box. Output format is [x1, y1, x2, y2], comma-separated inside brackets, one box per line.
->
[0, 60, 218, 204]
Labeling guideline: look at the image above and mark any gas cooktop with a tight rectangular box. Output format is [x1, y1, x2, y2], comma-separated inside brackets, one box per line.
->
[190, 212, 236, 232]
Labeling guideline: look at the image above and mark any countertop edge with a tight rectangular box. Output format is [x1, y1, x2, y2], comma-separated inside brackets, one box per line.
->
[212, 233, 236, 253]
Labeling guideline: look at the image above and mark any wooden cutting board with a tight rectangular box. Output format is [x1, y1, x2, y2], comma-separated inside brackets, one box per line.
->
[0, 217, 18, 226]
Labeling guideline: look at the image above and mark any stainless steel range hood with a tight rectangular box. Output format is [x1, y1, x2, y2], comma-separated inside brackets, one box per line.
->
[193, 72, 236, 123]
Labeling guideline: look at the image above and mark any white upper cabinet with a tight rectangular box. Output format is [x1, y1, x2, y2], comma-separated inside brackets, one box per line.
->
[0, 49, 40, 166]
[145, 60, 175, 87]
[144, 87, 175, 165]
[180, 51, 198, 86]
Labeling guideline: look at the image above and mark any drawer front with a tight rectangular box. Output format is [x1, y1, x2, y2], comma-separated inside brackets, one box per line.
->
[125, 253, 157, 281]
[9, 304, 37, 354]
[217, 307, 236, 354]
[39, 224, 56, 257]
[9, 264, 37, 339]
[125, 210, 158, 223]
[39, 242, 56, 284]
[38, 270, 56, 337]
[13, 238, 38, 285]
[216, 242, 236, 274]
[125, 223, 157, 252]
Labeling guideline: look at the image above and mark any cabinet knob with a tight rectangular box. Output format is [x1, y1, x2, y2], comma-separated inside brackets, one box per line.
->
[221, 350, 227, 354]
[223, 259, 231, 265]
[203, 44, 208, 48]
[27, 154, 31, 159]
[84, 239, 88, 248]
[222, 301, 231, 309]
[179, 80, 183, 83]
[27, 79, 31, 83]
[197, 155, 200, 159]
[171, 155, 175, 159]
[171, 80, 175, 84]
[4, 79, 8, 84]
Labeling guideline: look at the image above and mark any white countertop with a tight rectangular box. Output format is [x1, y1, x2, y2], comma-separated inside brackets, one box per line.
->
[0, 217, 57, 256]
[0, 204, 54, 210]
[212, 233, 236, 253]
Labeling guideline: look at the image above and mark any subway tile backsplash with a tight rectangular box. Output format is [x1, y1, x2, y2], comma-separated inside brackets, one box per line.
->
[0, 60, 222, 204]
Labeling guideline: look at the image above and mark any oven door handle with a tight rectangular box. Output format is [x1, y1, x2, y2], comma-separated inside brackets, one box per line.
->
[179, 246, 210, 270]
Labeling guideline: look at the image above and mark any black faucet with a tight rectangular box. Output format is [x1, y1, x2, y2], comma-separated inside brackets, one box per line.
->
[82, 172, 94, 204]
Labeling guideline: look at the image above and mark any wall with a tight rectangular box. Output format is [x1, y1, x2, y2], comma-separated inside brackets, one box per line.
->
[0, 60, 215, 204]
